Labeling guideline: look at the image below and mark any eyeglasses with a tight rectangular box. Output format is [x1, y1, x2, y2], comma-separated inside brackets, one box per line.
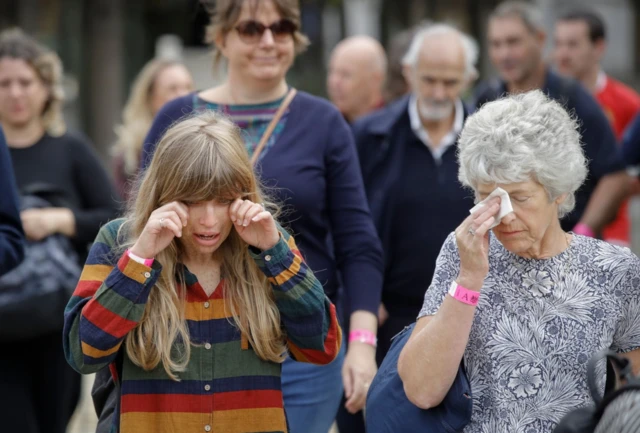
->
[234, 19, 297, 44]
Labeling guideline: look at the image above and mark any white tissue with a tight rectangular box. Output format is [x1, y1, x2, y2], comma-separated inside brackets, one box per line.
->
[469, 187, 514, 228]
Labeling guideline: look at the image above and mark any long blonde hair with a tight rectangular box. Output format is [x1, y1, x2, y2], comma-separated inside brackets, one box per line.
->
[113, 58, 186, 175]
[121, 111, 285, 380]
[0, 28, 66, 136]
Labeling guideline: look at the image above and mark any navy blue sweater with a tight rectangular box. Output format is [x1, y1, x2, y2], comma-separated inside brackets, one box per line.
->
[141, 91, 383, 316]
[473, 69, 624, 230]
[354, 97, 474, 316]
[0, 126, 25, 276]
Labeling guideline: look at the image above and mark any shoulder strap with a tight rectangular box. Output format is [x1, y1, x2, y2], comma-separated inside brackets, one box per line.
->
[250, 88, 297, 166]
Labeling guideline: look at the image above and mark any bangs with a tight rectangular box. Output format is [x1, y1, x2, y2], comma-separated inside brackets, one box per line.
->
[157, 132, 252, 205]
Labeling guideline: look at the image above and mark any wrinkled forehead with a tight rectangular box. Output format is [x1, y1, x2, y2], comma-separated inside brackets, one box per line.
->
[413, 36, 466, 76]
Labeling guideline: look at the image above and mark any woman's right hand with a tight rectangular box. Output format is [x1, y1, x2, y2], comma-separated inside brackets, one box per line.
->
[130, 201, 189, 259]
[454, 198, 500, 291]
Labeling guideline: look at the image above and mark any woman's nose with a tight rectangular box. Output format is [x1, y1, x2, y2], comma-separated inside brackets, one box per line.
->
[200, 203, 217, 226]
[501, 212, 516, 225]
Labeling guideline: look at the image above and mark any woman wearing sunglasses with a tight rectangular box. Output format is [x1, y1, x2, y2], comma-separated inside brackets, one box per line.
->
[137, 1, 383, 432]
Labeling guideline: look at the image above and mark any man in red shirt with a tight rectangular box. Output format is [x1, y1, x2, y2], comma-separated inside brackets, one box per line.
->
[554, 8, 640, 246]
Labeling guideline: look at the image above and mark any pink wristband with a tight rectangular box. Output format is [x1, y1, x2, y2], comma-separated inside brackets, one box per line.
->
[573, 223, 595, 238]
[126, 249, 154, 267]
[448, 281, 480, 306]
[349, 329, 377, 347]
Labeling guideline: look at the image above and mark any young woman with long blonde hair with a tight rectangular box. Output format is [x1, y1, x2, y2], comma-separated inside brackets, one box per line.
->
[112, 58, 193, 201]
[63, 111, 342, 433]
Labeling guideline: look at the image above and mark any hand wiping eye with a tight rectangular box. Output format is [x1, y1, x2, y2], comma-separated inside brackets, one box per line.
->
[470, 187, 514, 228]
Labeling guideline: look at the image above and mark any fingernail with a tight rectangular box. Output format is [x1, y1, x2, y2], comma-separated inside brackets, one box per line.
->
[243, 220, 248, 226]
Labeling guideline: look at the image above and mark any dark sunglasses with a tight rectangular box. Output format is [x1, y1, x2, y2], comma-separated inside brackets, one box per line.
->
[234, 19, 297, 44]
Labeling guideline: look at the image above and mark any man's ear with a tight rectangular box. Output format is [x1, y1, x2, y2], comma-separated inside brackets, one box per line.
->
[402, 65, 415, 91]
[461, 69, 479, 94]
[535, 29, 547, 48]
[593, 39, 606, 63]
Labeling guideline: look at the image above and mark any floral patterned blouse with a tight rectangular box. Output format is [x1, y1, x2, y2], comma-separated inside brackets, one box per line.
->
[419, 232, 640, 433]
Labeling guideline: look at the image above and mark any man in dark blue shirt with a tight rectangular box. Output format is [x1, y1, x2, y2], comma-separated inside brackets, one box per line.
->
[338, 23, 478, 433]
[0, 125, 24, 276]
[473, 1, 629, 235]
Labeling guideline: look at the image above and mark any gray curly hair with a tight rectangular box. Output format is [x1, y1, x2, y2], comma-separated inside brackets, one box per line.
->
[457, 90, 588, 218]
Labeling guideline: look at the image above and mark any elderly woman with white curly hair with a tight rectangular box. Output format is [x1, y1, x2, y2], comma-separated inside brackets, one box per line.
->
[397, 90, 640, 432]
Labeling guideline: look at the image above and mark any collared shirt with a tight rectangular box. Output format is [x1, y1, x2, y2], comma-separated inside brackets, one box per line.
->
[407, 96, 464, 162]
[63, 219, 342, 433]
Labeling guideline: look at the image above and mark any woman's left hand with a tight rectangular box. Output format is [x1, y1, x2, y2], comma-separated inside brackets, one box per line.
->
[229, 199, 280, 251]
[342, 342, 377, 414]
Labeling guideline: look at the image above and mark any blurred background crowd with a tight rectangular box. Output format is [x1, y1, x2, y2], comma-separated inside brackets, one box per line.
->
[2, 0, 640, 432]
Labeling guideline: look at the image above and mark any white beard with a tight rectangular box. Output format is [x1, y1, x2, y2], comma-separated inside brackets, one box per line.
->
[418, 98, 454, 121]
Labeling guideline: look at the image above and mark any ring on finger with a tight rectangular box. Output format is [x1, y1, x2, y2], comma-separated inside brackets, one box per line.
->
[468, 227, 476, 236]
[159, 217, 165, 227]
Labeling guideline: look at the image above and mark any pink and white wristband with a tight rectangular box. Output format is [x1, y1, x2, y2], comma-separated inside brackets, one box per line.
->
[126, 249, 154, 267]
[448, 281, 480, 306]
[349, 329, 377, 348]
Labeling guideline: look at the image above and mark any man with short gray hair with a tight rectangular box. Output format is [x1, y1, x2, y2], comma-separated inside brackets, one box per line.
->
[473, 0, 629, 239]
[337, 24, 478, 432]
[355, 19, 477, 386]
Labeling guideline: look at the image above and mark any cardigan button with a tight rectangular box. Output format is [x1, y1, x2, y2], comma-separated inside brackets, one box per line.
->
[204, 425, 211, 432]
[143, 272, 151, 278]
[265, 255, 272, 262]
[204, 301, 210, 309]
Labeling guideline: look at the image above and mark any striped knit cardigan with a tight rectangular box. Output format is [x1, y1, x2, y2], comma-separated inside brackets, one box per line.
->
[63, 219, 342, 433]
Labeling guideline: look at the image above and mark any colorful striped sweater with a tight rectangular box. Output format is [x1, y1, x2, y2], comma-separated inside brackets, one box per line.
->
[63, 219, 342, 433]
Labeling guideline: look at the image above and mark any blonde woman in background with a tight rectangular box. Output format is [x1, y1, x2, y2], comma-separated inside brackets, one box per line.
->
[0, 28, 119, 433]
[112, 58, 193, 201]
[64, 111, 342, 433]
